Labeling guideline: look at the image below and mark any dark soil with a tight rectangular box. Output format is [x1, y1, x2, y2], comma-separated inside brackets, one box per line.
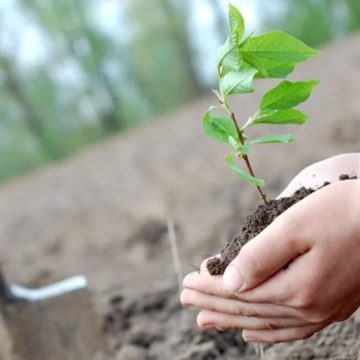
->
[207, 175, 357, 275]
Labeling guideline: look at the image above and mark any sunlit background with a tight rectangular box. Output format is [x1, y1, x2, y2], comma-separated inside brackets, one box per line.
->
[0, 0, 359, 182]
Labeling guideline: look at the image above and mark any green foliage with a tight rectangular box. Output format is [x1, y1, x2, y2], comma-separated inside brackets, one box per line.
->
[202, 4, 320, 199]
[243, 56, 296, 79]
[202, 109, 238, 144]
[226, 155, 265, 187]
[241, 31, 320, 63]
[228, 4, 245, 46]
[217, 38, 241, 72]
[219, 68, 257, 97]
[260, 80, 319, 111]
[247, 134, 295, 145]
[253, 109, 308, 126]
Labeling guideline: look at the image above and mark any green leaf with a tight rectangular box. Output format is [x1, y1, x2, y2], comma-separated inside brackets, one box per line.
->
[217, 4, 246, 73]
[217, 38, 242, 73]
[202, 110, 239, 144]
[242, 53, 296, 78]
[256, 61, 296, 79]
[226, 155, 265, 186]
[253, 109, 308, 125]
[260, 80, 319, 111]
[220, 68, 257, 97]
[247, 134, 296, 145]
[223, 48, 242, 72]
[229, 4, 245, 45]
[217, 38, 232, 66]
[241, 31, 320, 63]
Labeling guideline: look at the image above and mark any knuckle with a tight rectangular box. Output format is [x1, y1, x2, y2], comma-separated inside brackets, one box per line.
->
[264, 319, 278, 330]
[274, 212, 302, 245]
[238, 305, 258, 317]
[229, 302, 243, 315]
[278, 283, 295, 303]
[290, 289, 330, 323]
[270, 217, 304, 259]
[291, 287, 315, 310]
[241, 245, 264, 281]
[293, 294, 313, 310]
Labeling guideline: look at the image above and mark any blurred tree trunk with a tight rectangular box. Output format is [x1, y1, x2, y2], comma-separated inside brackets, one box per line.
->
[158, 0, 203, 95]
[207, 0, 228, 41]
[23, 0, 126, 134]
[71, 0, 126, 132]
[346, 0, 360, 30]
[0, 57, 51, 157]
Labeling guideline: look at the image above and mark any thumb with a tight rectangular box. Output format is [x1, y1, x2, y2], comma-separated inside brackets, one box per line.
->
[223, 215, 309, 293]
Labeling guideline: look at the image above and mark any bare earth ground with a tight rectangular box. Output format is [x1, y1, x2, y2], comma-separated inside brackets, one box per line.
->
[0, 35, 360, 359]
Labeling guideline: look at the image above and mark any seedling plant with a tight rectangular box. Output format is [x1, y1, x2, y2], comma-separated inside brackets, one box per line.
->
[203, 4, 320, 203]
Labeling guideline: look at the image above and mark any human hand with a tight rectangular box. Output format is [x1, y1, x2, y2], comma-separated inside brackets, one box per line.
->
[181, 154, 360, 343]
[279, 152, 360, 197]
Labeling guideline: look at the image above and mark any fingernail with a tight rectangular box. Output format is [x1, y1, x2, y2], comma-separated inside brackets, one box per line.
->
[242, 331, 254, 342]
[223, 263, 244, 292]
[202, 323, 215, 329]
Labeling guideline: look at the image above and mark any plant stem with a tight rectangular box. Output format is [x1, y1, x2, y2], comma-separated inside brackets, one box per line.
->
[230, 111, 268, 204]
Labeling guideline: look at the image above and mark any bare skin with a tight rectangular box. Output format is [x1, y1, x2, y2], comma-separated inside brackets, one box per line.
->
[181, 153, 360, 343]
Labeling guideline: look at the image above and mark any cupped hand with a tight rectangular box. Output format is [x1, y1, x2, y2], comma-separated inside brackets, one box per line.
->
[180, 153, 360, 343]
[278, 152, 360, 197]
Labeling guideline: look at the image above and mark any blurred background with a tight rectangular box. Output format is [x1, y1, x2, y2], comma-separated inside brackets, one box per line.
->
[1, 0, 360, 182]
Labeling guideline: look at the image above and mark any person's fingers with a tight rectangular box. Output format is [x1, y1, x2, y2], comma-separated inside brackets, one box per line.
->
[181, 289, 304, 319]
[223, 207, 311, 293]
[242, 322, 329, 343]
[200, 255, 220, 272]
[183, 271, 234, 299]
[196, 310, 311, 331]
[278, 153, 360, 198]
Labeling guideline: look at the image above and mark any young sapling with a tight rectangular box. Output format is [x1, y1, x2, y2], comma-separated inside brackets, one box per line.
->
[203, 4, 321, 275]
[203, 4, 320, 204]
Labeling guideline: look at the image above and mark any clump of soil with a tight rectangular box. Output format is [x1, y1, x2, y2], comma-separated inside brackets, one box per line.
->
[207, 175, 357, 275]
